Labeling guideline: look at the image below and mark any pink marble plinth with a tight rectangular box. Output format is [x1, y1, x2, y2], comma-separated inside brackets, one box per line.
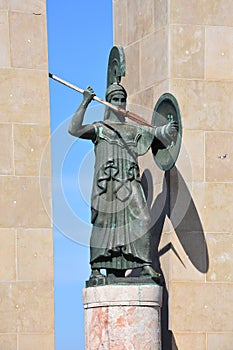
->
[82, 284, 163, 350]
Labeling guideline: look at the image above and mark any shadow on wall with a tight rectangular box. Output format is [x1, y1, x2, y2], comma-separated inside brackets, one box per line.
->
[142, 167, 209, 350]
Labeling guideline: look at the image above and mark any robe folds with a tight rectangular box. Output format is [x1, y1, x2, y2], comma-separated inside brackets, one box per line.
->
[90, 121, 155, 270]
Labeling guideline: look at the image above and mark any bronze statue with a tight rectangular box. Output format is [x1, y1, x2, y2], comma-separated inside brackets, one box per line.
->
[68, 82, 178, 285]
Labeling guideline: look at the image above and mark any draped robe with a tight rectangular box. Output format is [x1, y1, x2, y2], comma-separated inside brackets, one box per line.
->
[90, 121, 155, 270]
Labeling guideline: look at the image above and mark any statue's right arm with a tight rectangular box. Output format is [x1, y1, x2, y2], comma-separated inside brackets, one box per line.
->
[68, 87, 96, 141]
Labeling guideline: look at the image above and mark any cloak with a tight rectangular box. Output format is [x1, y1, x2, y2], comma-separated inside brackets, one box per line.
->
[90, 121, 155, 270]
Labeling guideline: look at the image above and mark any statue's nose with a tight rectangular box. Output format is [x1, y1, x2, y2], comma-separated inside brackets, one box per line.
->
[113, 100, 121, 106]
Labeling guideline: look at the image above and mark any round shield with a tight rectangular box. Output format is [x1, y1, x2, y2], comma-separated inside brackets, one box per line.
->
[151, 93, 182, 171]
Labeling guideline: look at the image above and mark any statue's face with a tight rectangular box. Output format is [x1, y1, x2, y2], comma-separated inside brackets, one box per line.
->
[109, 92, 126, 110]
[105, 90, 127, 122]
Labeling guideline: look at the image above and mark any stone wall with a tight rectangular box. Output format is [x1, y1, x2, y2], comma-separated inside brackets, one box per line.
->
[0, 1, 54, 349]
[113, 0, 233, 349]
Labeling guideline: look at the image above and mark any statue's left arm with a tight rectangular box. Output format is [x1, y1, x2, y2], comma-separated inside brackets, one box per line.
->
[136, 121, 178, 156]
[154, 121, 178, 147]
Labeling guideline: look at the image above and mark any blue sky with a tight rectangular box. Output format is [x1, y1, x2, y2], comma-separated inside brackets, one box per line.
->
[46, 2, 113, 349]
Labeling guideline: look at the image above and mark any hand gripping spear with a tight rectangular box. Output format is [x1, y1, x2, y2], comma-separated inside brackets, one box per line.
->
[49, 73, 156, 129]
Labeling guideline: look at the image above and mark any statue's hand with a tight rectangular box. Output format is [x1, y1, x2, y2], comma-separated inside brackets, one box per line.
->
[165, 121, 178, 140]
[82, 86, 95, 106]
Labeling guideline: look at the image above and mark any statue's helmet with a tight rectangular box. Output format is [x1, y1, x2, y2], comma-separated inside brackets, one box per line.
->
[105, 83, 127, 102]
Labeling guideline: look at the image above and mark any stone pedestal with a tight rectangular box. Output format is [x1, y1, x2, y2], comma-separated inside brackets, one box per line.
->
[83, 284, 163, 350]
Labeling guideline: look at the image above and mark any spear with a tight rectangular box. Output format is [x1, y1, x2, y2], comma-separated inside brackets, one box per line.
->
[49, 73, 156, 128]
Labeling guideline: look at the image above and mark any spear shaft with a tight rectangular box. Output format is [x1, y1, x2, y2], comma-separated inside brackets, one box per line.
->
[49, 73, 156, 128]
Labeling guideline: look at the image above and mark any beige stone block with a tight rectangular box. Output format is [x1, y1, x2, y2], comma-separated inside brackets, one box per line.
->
[122, 42, 140, 96]
[171, 25, 205, 79]
[113, 0, 127, 46]
[0, 124, 14, 175]
[171, 282, 233, 331]
[0, 176, 51, 228]
[150, 181, 172, 233]
[206, 26, 233, 80]
[158, 231, 172, 284]
[171, 80, 233, 131]
[141, 29, 168, 88]
[127, 0, 154, 44]
[206, 233, 233, 282]
[126, 103, 152, 127]
[139, 152, 173, 236]
[0, 11, 10, 67]
[169, 167, 203, 233]
[162, 216, 173, 235]
[0, 229, 16, 280]
[126, 79, 169, 112]
[0, 69, 50, 124]
[19, 333, 54, 350]
[207, 333, 233, 350]
[171, 0, 233, 26]
[14, 124, 51, 176]
[171, 0, 204, 25]
[0, 281, 54, 332]
[9, 11, 47, 69]
[172, 140, 194, 185]
[128, 86, 154, 112]
[0, 1, 8, 10]
[153, 80, 170, 104]
[17, 228, 53, 281]
[192, 182, 233, 233]
[180, 130, 204, 182]
[139, 152, 167, 205]
[139, 150, 164, 186]
[0, 283, 17, 332]
[39, 175, 52, 220]
[174, 333, 206, 350]
[39, 141, 52, 177]
[9, 0, 46, 14]
[170, 230, 207, 282]
[205, 132, 233, 182]
[0, 334, 17, 350]
[154, 0, 168, 31]
[206, 0, 233, 26]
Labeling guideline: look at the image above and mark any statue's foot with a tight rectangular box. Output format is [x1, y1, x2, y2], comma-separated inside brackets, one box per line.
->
[86, 269, 106, 287]
[90, 269, 105, 279]
[141, 265, 161, 283]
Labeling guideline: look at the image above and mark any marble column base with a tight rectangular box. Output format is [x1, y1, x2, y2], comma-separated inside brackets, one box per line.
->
[82, 284, 163, 350]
